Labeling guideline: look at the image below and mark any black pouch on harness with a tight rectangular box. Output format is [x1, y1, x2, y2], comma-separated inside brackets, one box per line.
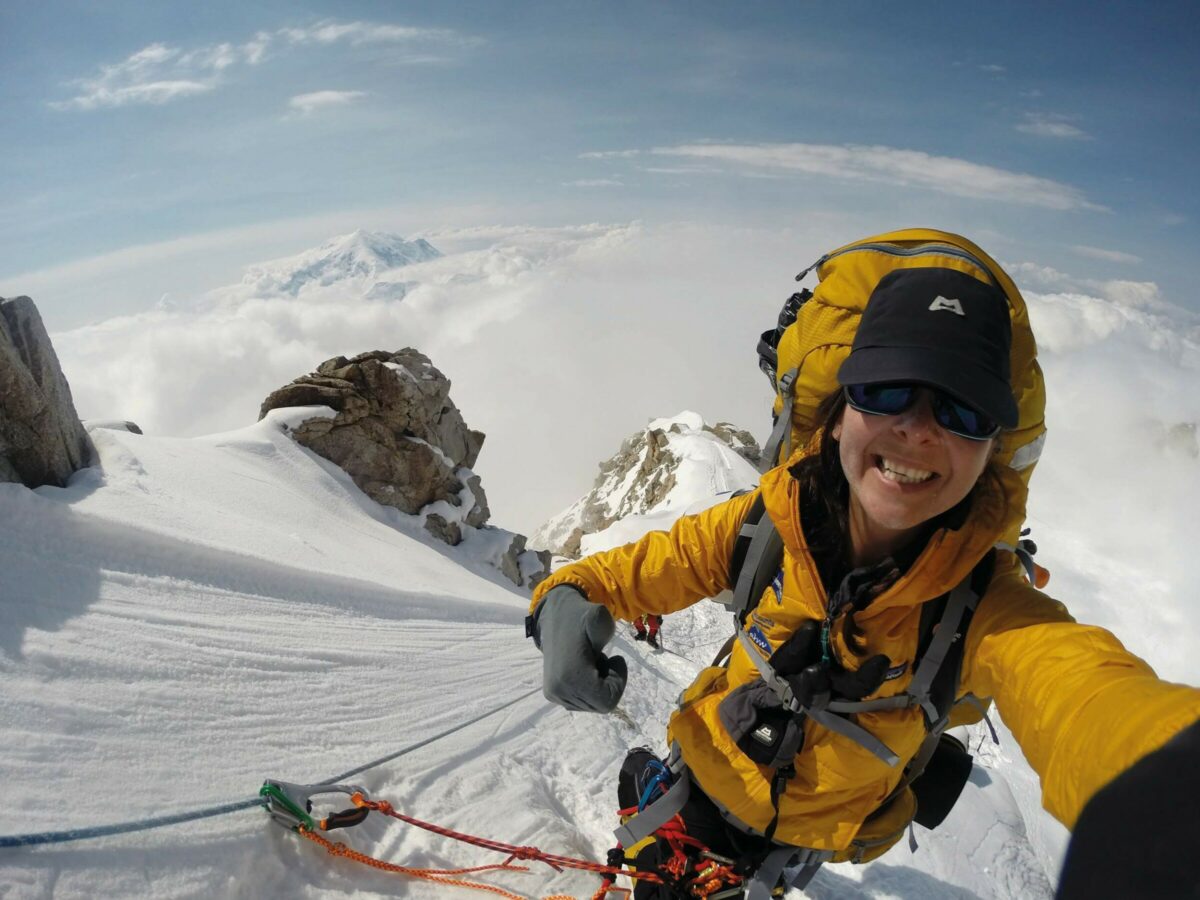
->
[911, 733, 974, 829]
[717, 680, 805, 768]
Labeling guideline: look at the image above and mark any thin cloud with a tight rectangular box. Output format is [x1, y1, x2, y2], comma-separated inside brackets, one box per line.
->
[579, 150, 642, 159]
[50, 41, 248, 110]
[979, 64, 1007, 74]
[243, 33, 272, 65]
[1071, 245, 1143, 264]
[288, 90, 367, 116]
[1017, 112, 1091, 140]
[564, 179, 623, 188]
[650, 142, 1106, 212]
[637, 165, 721, 175]
[51, 21, 476, 111]
[64, 79, 213, 110]
[280, 20, 472, 46]
[178, 43, 239, 71]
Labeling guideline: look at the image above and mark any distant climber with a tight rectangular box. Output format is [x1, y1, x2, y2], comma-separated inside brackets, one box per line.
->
[632, 614, 662, 649]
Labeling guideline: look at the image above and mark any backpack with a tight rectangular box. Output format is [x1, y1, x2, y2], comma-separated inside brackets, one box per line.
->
[757, 228, 1047, 547]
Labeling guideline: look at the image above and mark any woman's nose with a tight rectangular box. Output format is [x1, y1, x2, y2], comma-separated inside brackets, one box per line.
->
[892, 389, 941, 440]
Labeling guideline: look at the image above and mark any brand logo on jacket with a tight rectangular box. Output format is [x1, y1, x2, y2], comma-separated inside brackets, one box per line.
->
[928, 296, 966, 316]
[884, 662, 909, 681]
[747, 625, 772, 658]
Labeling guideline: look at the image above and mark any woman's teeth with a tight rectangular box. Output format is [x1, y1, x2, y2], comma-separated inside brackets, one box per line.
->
[879, 457, 935, 484]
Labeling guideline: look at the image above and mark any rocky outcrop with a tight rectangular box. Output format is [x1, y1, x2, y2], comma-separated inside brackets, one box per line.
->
[261, 349, 484, 515]
[0, 296, 93, 487]
[710, 422, 762, 467]
[261, 348, 549, 587]
[533, 412, 762, 559]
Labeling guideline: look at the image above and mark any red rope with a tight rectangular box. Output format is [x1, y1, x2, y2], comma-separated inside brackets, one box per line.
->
[351, 794, 665, 885]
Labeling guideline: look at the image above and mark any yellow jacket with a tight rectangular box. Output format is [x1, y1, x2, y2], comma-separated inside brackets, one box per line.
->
[532, 452, 1200, 852]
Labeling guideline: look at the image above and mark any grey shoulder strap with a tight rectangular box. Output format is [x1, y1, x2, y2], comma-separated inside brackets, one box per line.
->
[882, 558, 991, 805]
[730, 504, 783, 622]
[760, 367, 798, 473]
[907, 579, 979, 723]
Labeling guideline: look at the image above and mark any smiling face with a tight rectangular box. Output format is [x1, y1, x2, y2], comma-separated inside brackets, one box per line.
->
[832, 388, 995, 565]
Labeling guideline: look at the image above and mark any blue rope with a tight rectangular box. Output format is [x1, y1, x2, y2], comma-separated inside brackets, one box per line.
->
[0, 798, 264, 848]
[0, 683, 543, 849]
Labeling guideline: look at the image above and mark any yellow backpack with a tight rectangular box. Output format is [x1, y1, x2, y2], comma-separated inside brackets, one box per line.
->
[757, 228, 1047, 545]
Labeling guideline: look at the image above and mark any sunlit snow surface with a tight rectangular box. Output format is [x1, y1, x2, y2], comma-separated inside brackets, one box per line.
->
[3, 284, 1200, 900]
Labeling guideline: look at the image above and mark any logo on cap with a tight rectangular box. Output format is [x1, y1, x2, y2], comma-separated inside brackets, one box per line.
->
[929, 296, 965, 316]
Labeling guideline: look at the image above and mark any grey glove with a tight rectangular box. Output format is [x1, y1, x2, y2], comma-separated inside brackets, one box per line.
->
[527, 585, 628, 712]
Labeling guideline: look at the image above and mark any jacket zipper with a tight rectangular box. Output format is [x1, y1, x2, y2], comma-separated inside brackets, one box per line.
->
[795, 243, 999, 286]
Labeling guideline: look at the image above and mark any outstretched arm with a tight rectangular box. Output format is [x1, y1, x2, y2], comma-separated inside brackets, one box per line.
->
[961, 553, 1200, 830]
[529, 489, 758, 621]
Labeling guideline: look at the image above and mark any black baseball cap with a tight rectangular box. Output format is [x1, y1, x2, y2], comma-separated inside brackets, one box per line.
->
[837, 267, 1019, 429]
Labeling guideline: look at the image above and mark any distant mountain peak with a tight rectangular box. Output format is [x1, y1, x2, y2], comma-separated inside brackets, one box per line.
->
[244, 230, 442, 296]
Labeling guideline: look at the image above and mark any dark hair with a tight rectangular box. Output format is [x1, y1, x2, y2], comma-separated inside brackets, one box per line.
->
[789, 390, 853, 601]
[791, 389, 1008, 656]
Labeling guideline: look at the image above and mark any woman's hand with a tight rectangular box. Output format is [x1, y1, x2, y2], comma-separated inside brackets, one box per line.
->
[529, 585, 628, 713]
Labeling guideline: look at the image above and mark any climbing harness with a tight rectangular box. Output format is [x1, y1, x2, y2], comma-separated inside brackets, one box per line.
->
[610, 749, 828, 900]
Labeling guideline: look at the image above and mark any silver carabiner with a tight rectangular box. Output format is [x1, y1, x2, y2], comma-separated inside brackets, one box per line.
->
[260, 780, 368, 831]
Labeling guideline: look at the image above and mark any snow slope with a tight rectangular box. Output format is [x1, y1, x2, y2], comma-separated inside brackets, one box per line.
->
[1, 405, 1078, 900]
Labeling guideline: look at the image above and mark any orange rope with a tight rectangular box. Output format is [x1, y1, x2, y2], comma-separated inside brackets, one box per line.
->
[301, 827, 574, 900]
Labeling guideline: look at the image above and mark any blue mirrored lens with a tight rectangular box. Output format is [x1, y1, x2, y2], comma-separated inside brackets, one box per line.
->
[845, 383, 917, 415]
[845, 383, 999, 440]
[932, 395, 998, 439]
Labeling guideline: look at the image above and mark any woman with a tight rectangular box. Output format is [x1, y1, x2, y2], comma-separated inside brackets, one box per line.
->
[527, 267, 1200, 897]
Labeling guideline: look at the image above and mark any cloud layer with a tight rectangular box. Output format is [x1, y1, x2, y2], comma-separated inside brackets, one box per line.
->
[51, 223, 811, 534]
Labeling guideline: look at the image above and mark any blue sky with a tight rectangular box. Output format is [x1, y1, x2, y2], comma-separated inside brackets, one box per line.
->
[2, 1, 1199, 328]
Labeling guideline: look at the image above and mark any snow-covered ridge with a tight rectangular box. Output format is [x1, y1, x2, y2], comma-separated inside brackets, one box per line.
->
[532, 411, 761, 558]
[241, 229, 442, 296]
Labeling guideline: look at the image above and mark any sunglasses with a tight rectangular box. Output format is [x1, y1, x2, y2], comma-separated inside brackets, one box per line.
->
[843, 383, 1001, 441]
